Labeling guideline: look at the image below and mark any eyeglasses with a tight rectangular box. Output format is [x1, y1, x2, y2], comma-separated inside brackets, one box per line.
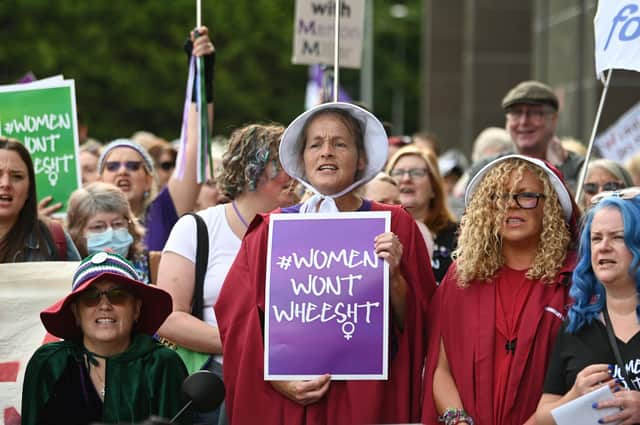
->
[390, 168, 428, 179]
[495, 192, 546, 209]
[158, 161, 175, 171]
[77, 287, 133, 306]
[590, 187, 640, 205]
[104, 161, 143, 173]
[87, 218, 130, 234]
[583, 181, 625, 195]
[505, 106, 553, 122]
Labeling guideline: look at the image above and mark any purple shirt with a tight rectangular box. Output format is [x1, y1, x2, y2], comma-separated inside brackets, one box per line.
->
[144, 186, 179, 251]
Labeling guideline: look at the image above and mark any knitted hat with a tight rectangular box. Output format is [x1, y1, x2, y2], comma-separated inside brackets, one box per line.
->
[501, 81, 559, 111]
[465, 154, 574, 222]
[41, 251, 172, 339]
[98, 138, 155, 174]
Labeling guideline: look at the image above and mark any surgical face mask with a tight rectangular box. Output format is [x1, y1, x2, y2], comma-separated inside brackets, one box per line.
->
[86, 228, 134, 258]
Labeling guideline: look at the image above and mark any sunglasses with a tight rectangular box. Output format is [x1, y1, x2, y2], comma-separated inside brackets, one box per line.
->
[590, 186, 640, 205]
[583, 181, 625, 195]
[104, 161, 143, 173]
[158, 161, 175, 171]
[77, 287, 133, 306]
[390, 168, 428, 179]
[494, 192, 545, 209]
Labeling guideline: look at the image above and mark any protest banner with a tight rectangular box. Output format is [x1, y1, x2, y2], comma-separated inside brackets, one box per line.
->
[594, 0, 640, 79]
[595, 100, 640, 163]
[0, 79, 81, 214]
[576, 0, 640, 202]
[292, 0, 365, 69]
[0, 261, 78, 425]
[265, 211, 389, 380]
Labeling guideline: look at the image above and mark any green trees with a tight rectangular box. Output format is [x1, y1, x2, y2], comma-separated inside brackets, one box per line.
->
[0, 0, 420, 141]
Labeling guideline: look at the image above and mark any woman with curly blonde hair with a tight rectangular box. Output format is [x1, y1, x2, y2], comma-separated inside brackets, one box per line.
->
[422, 155, 580, 425]
[386, 145, 457, 282]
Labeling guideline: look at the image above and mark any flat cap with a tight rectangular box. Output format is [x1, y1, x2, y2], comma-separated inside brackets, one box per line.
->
[501, 80, 558, 111]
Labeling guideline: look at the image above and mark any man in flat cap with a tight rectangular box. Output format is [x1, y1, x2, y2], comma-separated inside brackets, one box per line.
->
[469, 80, 584, 193]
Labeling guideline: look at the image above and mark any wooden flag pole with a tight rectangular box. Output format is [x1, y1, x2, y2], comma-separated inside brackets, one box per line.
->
[333, 0, 341, 102]
[575, 69, 613, 206]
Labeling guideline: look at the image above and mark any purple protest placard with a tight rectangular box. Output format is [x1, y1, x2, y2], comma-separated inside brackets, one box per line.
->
[264, 211, 390, 380]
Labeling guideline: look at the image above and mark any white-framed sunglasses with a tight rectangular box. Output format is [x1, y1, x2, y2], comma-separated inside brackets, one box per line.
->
[590, 186, 640, 205]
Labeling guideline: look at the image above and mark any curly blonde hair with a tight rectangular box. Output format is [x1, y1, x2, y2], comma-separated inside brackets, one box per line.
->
[219, 123, 284, 199]
[454, 159, 571, 286]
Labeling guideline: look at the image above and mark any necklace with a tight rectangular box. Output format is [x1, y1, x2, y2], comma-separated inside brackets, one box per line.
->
[232, 200, 250, 228]
[91, 364, 106, 399]
[87, 354, 106, 400]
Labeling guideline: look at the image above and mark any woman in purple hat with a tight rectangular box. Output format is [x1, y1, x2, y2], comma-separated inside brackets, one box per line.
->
[21, 251, 188, 425]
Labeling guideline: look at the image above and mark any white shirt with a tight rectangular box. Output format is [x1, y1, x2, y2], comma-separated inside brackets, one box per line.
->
[163, 204, 241, 327]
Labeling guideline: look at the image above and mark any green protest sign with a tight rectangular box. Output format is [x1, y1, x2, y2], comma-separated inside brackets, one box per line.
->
[0, 79, 81, 214]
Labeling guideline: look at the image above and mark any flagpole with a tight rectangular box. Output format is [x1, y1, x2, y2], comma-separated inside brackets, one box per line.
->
[575, 69, 613, 206]
[197, 0, 202, 27]
[333, 0, 341, 102]
[195, 0, 212, 182]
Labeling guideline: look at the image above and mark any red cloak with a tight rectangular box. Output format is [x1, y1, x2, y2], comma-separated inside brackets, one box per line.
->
[421, 253, 576, 425]
[215, 202, 435, 424]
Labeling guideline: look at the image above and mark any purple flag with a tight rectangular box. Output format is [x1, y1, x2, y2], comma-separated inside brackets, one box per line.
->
[304, 64, 353, 110]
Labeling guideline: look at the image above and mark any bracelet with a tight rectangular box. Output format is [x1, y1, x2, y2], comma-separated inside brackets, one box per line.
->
[438, 408, 475, 425]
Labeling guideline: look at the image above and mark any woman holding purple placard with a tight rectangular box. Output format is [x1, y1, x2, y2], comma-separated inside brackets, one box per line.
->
[215, 102, 436, 425]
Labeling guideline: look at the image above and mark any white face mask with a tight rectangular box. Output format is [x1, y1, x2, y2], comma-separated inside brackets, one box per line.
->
[86, 228, 134, 258]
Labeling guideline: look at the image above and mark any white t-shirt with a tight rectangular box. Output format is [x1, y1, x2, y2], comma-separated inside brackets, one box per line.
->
[163, 203, 241, 327]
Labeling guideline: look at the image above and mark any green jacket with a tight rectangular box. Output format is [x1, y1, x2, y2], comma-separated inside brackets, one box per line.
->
[21, 333, 190, 424]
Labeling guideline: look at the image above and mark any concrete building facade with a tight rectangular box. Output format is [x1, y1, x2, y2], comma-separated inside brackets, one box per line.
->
[420, 0, 640, 157]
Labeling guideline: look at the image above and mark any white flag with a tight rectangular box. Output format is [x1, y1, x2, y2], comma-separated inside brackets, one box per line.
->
[594, 0, 640, 79]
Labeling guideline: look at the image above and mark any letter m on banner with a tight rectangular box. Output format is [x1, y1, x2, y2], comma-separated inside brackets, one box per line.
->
[595, 1, 640, 79]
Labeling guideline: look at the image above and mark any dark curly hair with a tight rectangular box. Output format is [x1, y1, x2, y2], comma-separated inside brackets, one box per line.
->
[219, 124, 285, 199]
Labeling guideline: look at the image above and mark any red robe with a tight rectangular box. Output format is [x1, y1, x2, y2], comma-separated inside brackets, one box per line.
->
[421, 253, 576, 425]
[215, 202, 436, 425]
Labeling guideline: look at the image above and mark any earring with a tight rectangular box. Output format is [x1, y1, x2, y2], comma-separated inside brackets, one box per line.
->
[143, 191, 150, 199]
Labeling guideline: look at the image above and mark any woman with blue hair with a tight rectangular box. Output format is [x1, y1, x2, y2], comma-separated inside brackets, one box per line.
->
[536, 187, 640, 424]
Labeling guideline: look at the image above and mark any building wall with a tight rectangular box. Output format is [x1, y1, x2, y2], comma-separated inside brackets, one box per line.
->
[420, 0, 640, 157]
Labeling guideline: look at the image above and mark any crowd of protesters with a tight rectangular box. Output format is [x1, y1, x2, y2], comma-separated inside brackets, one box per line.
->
[4, 24, 640, 425]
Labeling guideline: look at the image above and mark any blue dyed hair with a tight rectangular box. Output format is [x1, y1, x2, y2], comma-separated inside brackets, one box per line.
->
[567, 196, 640, 333]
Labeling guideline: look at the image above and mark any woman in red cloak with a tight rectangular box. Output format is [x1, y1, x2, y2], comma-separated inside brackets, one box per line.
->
[215, 102, 436, 425]
[423, 155, 580, 425]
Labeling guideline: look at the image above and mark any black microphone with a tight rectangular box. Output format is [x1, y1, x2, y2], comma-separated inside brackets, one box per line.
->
[92, 370, 225, 425]
[170, 370, 225, 424]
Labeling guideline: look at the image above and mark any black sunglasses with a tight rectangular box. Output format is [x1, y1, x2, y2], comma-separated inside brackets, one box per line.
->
[158, 161, 176, 171]
[104, 161, 143, 173]
[78, 287, 133, 306]
[583, 181, 625, 195]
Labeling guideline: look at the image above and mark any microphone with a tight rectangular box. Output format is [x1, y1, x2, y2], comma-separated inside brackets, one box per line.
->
[91, 370, 225, 425]
[170, 370, 225, 424]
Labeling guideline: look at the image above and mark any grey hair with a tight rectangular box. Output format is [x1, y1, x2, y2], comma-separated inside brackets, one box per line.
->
[588, 158, 634, 187]
[66, 182, 144, 258]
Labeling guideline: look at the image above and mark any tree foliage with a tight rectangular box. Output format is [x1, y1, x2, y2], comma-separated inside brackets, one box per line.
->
[0, 0, 421, 141]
